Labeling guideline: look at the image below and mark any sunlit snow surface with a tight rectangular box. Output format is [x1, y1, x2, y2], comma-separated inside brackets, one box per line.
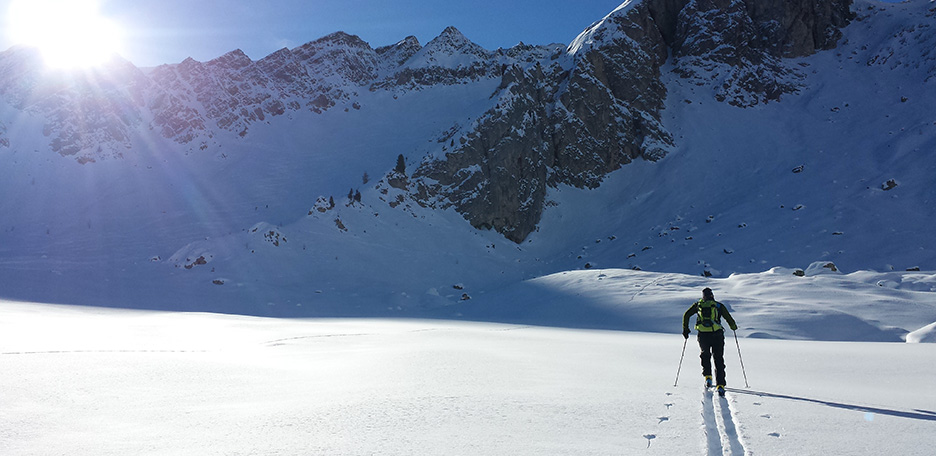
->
[2, 1, 936, 453]
[2, 300, 934, 455]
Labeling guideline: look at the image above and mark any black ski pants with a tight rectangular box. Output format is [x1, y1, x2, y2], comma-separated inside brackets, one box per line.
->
[698, 330, 727, 386]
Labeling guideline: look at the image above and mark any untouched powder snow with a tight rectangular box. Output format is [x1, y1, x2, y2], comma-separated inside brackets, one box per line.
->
[1, 301, 934, 455]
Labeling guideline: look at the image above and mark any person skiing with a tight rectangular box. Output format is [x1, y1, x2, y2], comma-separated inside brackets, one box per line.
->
[682, 287, 737, 397]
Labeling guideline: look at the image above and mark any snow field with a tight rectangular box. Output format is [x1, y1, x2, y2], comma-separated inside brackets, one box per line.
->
[1, 2, 935, 453]
[2, 301, 934, 455]
[447, 266, 936, 343]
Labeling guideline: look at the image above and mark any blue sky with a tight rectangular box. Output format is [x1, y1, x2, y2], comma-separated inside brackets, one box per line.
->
[1, 0, 624, 67]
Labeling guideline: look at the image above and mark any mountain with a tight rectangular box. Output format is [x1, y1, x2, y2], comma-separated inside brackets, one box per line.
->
[0, 0, 934, 319]
[409, 0, 853, 242]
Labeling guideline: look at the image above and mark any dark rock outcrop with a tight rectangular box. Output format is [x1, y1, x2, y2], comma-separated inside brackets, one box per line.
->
[667, 0, 854, 107]
[409, 0, 854, 242]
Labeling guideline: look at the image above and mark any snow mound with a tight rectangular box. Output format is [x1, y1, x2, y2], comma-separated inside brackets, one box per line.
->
[168, 243, 214, 270]
[803, 261, 843, 276]
[906, 322, 936, 343]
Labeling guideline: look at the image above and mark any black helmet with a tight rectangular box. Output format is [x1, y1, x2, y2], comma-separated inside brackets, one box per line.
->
[702, 287, 714, 300]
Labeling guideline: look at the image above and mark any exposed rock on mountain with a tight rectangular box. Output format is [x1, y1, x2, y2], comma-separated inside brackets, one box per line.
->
[0, 47, 150, 162]
[0, 121, 9, 148]
[856, 1, 936, 82]
[410, 1, 675, 242]
[0, 0, 857, 241]
[376, 36, 422, 69]
[409, 0, 854, 242]
[666, 0, 855, 106]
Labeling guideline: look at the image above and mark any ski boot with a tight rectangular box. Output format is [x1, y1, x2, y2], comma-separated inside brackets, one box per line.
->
[717, 385, 725, 397]
[705, 376, 713, 389]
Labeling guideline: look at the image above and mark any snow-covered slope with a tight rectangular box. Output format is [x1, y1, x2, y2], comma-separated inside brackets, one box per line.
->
[0, 0, 933, 342]
[444, 265, 936, 341]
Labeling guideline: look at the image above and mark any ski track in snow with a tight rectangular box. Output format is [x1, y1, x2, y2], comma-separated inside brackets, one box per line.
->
[702, 388, 748, 455]
[702, 389, 723, 455]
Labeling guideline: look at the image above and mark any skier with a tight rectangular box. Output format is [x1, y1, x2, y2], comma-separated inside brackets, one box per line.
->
[682, 287, 737, 397]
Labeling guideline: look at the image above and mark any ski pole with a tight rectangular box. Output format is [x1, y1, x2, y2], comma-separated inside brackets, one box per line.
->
[674, 337, 688, 387]
[733, 330, 750, 388]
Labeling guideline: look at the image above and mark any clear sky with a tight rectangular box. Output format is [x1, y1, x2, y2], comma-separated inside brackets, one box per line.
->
[0, 0, 625, 68]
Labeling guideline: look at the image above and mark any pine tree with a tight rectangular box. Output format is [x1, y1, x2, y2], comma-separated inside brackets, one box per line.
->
[394, 154, 406, 174]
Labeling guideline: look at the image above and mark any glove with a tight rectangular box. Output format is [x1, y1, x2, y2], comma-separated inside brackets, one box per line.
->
[729, 323, 738, 331]
[682, 328, 690, 339]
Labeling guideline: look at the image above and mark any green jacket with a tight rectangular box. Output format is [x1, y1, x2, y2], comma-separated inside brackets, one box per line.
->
[683, 299, 737, 333]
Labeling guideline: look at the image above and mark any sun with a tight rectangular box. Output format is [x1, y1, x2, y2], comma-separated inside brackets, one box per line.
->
[7, 0, 125, 69]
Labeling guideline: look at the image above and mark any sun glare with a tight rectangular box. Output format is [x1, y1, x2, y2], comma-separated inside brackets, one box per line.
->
[8, 0, 125, 69]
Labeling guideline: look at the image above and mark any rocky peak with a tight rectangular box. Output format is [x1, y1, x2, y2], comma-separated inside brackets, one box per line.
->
[316, 31, 373, 49]
[567, 1, 647, 55]
[292, 32, 379, 85]
[412, 26, 491, 67]
[372, 27, 501, 91]
[292, 32, 375, 63]
[255, 48, 311, 86]
[375, 36, 422, 68]
[170, 57, 207, 82]
[206, 49, 253, 71]
[435, 26, 473, 48]
[255, 47, 295, 73]
[495, 42, 565, 64]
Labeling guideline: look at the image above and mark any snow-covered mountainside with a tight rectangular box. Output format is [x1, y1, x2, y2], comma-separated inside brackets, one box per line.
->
[0, 0, 934, 337]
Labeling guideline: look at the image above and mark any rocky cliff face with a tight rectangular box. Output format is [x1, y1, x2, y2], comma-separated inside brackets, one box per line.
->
[410, 1, 676, 242]
[409, 0, 854, 242]
[665, 0, 854, 106]
[0, 0, 856, 239]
